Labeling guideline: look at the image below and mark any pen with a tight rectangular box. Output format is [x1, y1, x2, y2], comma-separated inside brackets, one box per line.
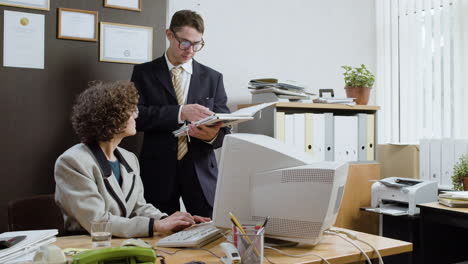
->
[261, 216, 270, 229]
[229, 212, 261, 257]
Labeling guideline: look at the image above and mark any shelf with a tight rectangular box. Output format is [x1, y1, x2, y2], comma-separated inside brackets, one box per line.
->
[238, 102, 380, 111]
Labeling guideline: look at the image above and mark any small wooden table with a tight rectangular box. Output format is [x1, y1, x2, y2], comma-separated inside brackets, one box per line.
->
[54, 228, 411, 264]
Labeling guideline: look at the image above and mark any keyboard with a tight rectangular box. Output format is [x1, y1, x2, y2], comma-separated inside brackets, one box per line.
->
[156, 222, 222, 247]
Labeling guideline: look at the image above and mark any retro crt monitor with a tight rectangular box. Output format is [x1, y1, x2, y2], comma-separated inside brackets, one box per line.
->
[213, 134, 349, 245]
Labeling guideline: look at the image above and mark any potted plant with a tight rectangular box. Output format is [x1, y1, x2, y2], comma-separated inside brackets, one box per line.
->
[451, 154, 468, 191]
[341, 64, 375, 105]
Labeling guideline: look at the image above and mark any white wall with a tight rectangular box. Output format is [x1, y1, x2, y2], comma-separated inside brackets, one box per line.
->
[167, 0, 376, 111]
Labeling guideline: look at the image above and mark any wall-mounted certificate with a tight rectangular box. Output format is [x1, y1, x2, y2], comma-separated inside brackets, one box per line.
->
[58, 8, 98, 42]
[100, 22, 153, 64]
[104, 0, 141, 11]
[3, 10, 45, 69]
[0, 0, 49, 11]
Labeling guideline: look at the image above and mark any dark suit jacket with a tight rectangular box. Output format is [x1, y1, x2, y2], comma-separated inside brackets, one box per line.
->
[131, 56, 230, 206]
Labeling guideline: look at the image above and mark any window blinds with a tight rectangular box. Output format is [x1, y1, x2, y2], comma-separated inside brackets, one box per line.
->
[376, 0, 468, 144]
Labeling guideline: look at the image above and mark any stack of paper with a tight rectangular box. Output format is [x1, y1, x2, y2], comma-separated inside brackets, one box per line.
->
[438, 191, 468, 207]
[313, 97, 355, 105]
[173, 102, 275, 137]
[0, 229, 58, 263]
[248, 78, 312, 102]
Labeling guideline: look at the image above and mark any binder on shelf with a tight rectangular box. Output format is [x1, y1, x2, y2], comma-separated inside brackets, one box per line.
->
[284, 114, 294, 146]
[366, 114, 375, 160]
[275, 112, 285, 142]
[293, 113, 305, 152]
[441, 139, 455, 189]
[429, 140, 442, 183]
[334, 115, 358, 162]
[357, 114, 368, 161]
[312, 113, 325, 161]
[304, 113, 314, 154]
[454, 139, 468, 162]
[324, 113, 335, 161]
[419, 139, 430, 181]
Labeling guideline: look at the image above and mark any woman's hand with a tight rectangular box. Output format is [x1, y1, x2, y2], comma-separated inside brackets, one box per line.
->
[154, 212, 211, 233]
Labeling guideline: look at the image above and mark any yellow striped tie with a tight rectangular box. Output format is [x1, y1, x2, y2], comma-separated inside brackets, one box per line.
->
[171, 67, 188, 160]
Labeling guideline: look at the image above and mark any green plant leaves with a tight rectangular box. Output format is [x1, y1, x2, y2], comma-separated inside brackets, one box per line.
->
[452, 154, 468, 191]
[341, 64, 375, 88]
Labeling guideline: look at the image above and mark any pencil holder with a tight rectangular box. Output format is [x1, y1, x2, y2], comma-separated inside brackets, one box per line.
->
[233, 226, 264, 264]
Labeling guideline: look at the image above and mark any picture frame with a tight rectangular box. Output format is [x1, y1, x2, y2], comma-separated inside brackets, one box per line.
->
[57, 8, 98, 42]
[104, 0, 141, 12]
[0, 0, 49, 11]
[100, 22, 153, 64]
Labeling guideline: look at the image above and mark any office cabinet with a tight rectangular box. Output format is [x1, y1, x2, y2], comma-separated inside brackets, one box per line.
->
[238, 102, 380, 161]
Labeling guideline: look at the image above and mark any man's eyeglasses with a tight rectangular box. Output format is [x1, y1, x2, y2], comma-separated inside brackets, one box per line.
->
[171, 31, 205, 52]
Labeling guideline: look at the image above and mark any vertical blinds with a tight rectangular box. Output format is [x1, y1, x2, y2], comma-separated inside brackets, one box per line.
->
[376, 0, 468, 144]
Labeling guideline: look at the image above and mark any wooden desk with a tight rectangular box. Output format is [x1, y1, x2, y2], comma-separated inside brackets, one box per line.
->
[54, 229, 411, 264]
[418, 202, 468, 264]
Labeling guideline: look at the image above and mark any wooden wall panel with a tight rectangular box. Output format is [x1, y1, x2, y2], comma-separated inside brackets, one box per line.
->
[335, 163, 380, 235]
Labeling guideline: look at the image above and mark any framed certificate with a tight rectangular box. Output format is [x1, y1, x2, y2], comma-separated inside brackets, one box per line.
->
[58, 8, 98, 42]
[100, 22, 153, 64]
[0, 0, 49, 11]
[104, 0, 141, 12]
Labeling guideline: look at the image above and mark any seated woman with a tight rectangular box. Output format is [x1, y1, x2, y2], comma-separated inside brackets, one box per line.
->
[54, 80, 209, 238]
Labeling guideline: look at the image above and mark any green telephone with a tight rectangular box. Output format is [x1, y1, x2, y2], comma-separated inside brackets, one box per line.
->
[72, 246, 156, 264]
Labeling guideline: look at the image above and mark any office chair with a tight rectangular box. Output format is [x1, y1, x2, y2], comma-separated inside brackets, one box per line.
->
[8, 194, 66, 236]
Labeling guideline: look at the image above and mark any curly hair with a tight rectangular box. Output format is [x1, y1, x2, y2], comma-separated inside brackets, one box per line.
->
[71, 80, 139, 144]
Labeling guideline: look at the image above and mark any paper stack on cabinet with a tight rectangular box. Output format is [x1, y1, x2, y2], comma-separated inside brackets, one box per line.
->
[438, 191, 468, 207]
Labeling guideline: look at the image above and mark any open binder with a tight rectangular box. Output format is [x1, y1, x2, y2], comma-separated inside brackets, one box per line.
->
[173, 102, 275, 137]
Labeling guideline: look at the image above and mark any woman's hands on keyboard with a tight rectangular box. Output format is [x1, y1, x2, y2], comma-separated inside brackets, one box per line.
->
[154, 211, 211, 233]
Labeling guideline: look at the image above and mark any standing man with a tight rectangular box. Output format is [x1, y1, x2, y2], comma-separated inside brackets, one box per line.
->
[131, 10, 230, 217]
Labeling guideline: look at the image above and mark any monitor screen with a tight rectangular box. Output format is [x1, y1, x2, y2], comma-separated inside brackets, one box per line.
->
[213, 133, 349, 245]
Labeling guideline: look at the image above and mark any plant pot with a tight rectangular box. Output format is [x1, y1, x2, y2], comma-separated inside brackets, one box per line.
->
[345, 86, 371, 105]
[463, 178, 468, 191]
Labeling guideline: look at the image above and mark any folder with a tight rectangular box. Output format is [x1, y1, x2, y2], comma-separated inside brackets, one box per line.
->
[324, 113, 335, 161]
[312, 114, 325, 161]
[334, 115, 358, 162]
[430, 139, 442, 184]
[419, 139, 430, 181]
[357, 114, 368, 161]
[293, 113, 305, 152]
[454, 139, 468, 162]
[441, 138, 455, 189]
[275, 112, 285, 142]
[366, 114, 375, 160]
[284, 114, 294, 146]
[304, 113, 314, 154]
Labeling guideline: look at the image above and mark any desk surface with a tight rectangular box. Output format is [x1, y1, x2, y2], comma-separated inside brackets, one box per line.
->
[54, 229, 411, 264]
[418, 202, 468, 213]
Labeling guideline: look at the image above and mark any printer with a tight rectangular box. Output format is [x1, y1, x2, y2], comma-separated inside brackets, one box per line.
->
[370, 177, 438, 215]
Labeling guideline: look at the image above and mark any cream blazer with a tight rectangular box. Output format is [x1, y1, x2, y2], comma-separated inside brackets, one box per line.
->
[54, 143, 167, 238]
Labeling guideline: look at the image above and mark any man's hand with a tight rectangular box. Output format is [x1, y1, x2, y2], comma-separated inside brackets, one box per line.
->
[188, 123, 223, 141]
[153, 211, 211, 233]
[181, 104, 213, 122]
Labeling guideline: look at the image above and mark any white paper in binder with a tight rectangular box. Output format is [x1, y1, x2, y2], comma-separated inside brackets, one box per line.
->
[0, 229, 58, 263]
